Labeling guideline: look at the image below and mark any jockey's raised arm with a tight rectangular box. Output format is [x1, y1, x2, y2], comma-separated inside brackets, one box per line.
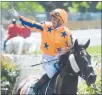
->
[18, 15, 45, 33]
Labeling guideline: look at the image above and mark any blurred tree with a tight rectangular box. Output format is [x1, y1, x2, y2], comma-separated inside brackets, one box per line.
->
[96, 2, 102, 11]
[1, 1, 101, 13]
[67, 2, 79, 12]
[1, 1, 45, 12]
[79, 1, 90, 12]
[1, 2, 11, 9]
[87, 1, 98, 12]
[38, 1, 101, 12]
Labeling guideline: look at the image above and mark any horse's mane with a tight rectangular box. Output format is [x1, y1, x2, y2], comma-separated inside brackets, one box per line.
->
[59, 46, 74, 59]
[58, 43, 82, 68]
[58, 48, 73, 68]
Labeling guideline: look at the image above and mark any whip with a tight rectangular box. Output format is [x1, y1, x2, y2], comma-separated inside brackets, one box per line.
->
[31, 59, 59, 67]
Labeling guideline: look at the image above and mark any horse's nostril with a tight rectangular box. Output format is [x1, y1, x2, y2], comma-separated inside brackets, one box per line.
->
[88, 74, 97, 84]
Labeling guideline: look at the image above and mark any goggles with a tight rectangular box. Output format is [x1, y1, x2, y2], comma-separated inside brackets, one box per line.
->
[51, 10, 64, 23]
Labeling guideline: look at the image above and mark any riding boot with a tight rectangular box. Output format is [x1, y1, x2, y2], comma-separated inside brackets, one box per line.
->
[33, 74, 50, 95]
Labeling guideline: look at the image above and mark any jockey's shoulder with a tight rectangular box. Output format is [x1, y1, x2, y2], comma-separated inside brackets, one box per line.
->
[8, 24, 20, 28]
[64, 26, 71, 33]
[8, 24, 13, 27]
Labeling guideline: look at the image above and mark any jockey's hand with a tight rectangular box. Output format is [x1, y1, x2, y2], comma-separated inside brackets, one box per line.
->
[8, 6, 19, 17]
[56, 47, 70, 57]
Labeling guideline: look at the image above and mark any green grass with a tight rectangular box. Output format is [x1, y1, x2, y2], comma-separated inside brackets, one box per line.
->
[87, 45, 101, 54]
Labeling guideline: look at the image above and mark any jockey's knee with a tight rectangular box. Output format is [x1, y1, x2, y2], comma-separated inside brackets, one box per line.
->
[46, 68, 57, 78]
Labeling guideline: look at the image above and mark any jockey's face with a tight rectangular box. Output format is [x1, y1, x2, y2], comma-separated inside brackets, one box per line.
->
[51, 15, 63, 28]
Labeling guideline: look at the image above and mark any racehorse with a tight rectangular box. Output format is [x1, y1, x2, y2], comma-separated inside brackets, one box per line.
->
[4, 36, 25, 54]
[4, 36, 38, 55]
[24, 37, 38, 55]
[12, 39, 96, 95]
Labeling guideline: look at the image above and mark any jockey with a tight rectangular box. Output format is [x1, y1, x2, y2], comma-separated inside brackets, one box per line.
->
[8, 8, 73, 95]
[3, 19, 21, 50]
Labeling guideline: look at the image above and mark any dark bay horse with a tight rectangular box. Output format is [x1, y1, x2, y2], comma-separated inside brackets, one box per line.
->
[13, 39, 96, 95]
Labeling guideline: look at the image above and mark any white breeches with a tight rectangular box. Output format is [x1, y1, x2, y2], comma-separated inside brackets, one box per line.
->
[42, 54, 59, 78]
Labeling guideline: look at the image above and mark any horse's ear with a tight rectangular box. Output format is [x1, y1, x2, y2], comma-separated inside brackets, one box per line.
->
[74, 39, 78, 49]
[84, 39, 90, 49]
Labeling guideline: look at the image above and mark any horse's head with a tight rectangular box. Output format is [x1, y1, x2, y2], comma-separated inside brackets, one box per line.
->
[68, 39, 96, 86]
[59, 39, 96, 86]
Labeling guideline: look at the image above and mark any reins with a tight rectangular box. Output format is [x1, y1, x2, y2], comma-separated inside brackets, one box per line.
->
[67, 73, 81, 76]
[45, 76, 61, 95]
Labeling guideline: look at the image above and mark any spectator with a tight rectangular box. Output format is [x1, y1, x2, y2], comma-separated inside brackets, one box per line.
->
[3, 19, 21, 50]
[20, 26, 31, 38]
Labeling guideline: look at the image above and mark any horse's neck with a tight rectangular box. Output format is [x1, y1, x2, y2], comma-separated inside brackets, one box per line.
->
[59, 58, 78, 79]
[55, 69, 78, 94]
[61, 64, 74, 75]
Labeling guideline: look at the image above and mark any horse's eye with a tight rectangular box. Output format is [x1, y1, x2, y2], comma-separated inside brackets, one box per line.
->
[80, 52, 82, 55]
[80, 52, 83, 57]
[80, 52, 81, 55]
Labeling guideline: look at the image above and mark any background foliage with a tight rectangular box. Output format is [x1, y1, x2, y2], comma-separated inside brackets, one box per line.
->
[1, 56, 20, 95]
[1, 1, 102, 13]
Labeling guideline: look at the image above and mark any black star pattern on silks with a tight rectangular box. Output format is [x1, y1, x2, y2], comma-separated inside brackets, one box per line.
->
[48, 27, 53, 33]
[57, 47, 62, 52]
[44, 42, 49, 49]
[61, 31, 67, 38]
